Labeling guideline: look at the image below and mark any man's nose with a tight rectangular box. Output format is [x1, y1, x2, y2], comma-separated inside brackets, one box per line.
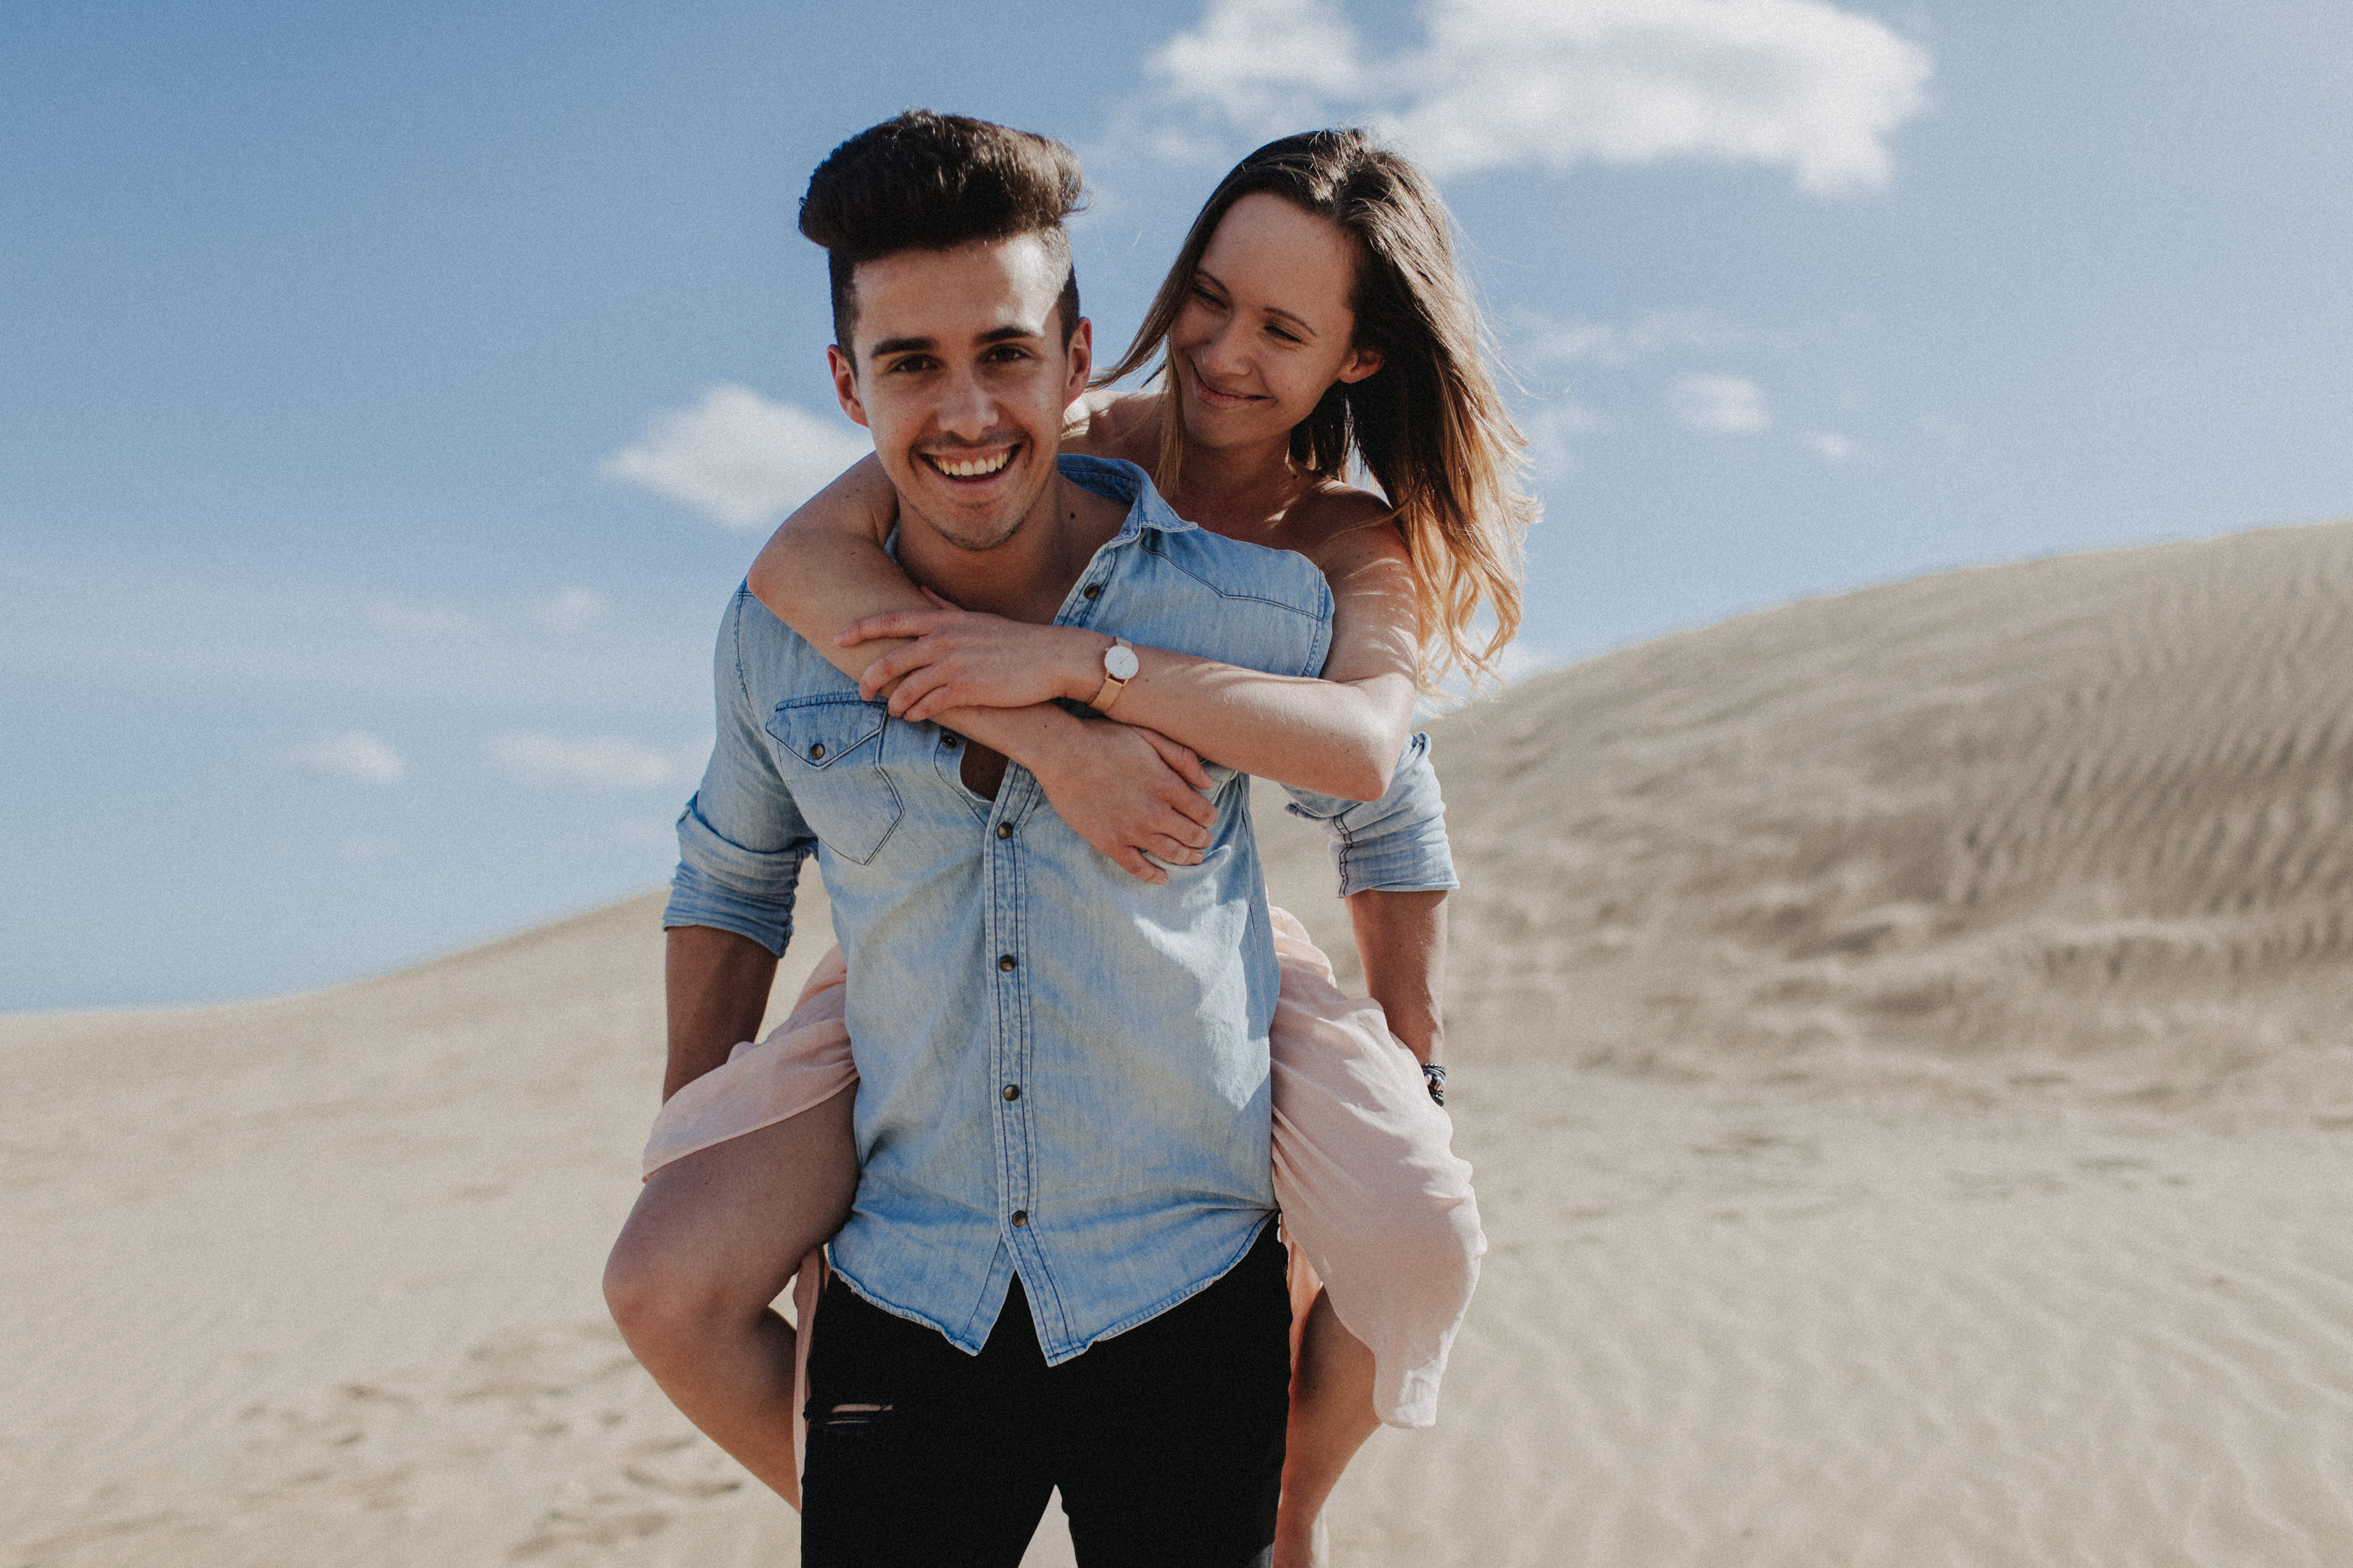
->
[934, 368, 999, 439]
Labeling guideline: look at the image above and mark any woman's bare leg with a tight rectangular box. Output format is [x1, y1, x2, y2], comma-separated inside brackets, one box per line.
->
[1274, 1288, 1382, 1568]
[603, 1085, 858, 1508]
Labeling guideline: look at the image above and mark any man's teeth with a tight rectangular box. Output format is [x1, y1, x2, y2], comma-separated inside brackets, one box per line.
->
[933, 450, 1012, 478]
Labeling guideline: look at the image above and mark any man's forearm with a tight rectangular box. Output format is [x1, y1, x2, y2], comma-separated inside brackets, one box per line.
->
[664, 924, 782, 1101]
[932, 699, 1089, 775]
[1346, 890, 1447, 1065]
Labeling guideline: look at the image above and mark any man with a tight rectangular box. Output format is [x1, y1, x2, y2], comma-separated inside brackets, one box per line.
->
[661, 111, 1441, 1566]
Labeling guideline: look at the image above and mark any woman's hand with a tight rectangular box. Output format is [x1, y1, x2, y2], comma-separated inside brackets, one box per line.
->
[843, 591, 1109, 722]
[1028, 717, 1219, 884]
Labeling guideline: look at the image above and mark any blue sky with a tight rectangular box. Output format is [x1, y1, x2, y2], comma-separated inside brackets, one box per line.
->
[5, 0, 2349, 1010]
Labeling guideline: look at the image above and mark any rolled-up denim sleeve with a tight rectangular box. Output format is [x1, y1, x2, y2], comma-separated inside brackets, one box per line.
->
[1280, 730, 1458, 897]
[661, 590, 815, 955]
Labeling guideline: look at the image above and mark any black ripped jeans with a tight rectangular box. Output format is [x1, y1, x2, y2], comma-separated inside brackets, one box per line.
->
[800, 1222, 1292, 1568]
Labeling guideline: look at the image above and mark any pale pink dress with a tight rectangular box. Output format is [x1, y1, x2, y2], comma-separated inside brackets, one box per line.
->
[643, 907, 1483, 1474]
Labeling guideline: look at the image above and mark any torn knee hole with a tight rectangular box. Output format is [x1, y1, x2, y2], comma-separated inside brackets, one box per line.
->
[811, 1400, 893, 1433]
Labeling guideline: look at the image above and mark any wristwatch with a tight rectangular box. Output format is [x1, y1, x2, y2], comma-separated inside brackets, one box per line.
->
[1091, 638, 1138, 713]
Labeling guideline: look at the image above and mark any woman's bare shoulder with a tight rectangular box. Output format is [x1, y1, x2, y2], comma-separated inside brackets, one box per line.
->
[1291, 480, 1408, 571]
[1063, 390, 1164, 466]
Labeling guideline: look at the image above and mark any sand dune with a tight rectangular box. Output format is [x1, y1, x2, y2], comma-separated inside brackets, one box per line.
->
[10, 522, 2353, 1564]
[1426, 518, 2353, 1113]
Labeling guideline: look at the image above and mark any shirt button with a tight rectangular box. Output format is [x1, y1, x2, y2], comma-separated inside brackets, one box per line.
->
[995, 821, 1012, 839]
[1003, 1083, 1020, 1101]
[1081, 583, 1102, 599]
[1011, 1210, 1029, 1228]
[998, 954, 1018, 972]
[808, 742, 826, 761]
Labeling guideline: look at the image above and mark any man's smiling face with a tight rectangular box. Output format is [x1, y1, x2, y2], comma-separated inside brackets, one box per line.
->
[828, 233, 1091, 555]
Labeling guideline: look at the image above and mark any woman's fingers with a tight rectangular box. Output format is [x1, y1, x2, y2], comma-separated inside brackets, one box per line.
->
[838, 607, 954, 648]
[855, 640, 927, 700]
[859, 635, 966, 703]
[884, 664, 955, 719]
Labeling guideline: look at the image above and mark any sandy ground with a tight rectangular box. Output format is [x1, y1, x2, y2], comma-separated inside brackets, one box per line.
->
[9, 521, 2353, 1564]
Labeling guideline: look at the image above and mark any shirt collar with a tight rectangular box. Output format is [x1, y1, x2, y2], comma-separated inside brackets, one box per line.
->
[1054, 455, 1197, 545]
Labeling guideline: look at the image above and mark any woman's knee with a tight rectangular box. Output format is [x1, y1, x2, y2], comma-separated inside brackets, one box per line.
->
[603, 1212, 743, 1349]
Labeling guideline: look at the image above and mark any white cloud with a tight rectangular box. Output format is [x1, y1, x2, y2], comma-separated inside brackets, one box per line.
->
[1670, 373, 1770, 432]
[1803, 429, 1856, 461]
[368, 602, 469, 636]
[1519, 308, 1750, 366]
[1149, 0, 1931, 194]
[1524, 398, 1608, 475]
[600, 384, 870, 531]
[1149, 0, 1366, 134]
[286, 731, 405, 784]
[537, 586, 606, 634]
[485, 732, 688, 792]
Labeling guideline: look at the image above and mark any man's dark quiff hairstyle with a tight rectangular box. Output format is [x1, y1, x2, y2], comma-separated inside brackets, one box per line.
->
[799, 110, 1086, 358]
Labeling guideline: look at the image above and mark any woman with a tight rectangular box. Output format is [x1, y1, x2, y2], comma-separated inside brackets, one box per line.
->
[606, 129, 1533, 1566]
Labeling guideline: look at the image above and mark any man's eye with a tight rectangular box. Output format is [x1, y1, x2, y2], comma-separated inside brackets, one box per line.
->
[885, 356, 935, 373]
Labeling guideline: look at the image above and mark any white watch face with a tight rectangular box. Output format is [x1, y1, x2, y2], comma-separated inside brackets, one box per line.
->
[1105, 644, 1140, 681]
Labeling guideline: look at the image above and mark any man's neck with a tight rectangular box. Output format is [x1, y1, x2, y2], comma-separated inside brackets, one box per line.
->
[899, 467, 1127, 624]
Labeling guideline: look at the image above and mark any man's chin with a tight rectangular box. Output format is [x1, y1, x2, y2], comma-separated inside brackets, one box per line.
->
[905, 498, 1032, 555]
[900, 467, 1054, 554]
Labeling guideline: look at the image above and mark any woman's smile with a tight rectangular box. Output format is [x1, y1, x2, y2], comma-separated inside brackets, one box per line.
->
[1185, 359, 1265, 412]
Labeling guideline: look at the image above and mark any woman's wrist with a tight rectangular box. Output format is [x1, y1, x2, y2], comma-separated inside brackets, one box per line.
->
[1060, 627, 1120, 705]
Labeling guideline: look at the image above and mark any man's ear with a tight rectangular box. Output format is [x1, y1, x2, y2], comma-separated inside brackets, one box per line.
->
[827, 344, 870, 428]
[1336, 341, 1382, 385]
[1062, 317, 1094, 405]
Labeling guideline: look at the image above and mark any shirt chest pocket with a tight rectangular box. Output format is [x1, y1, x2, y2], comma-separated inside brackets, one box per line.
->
[765, 697, 903, 864]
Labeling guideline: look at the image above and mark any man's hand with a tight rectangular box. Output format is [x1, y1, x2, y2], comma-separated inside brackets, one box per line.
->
[843, 591, 1108, 721]
[1029, 719, 1218, 884]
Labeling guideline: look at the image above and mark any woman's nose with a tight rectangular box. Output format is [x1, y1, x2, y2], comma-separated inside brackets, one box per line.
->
[1196, 318, 1250, 380]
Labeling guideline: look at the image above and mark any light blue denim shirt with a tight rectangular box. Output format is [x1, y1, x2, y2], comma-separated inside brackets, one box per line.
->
[665, 457, 1456, 1363]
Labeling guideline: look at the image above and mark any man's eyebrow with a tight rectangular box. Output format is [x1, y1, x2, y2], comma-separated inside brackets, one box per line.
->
[867, 325, 1041, 360]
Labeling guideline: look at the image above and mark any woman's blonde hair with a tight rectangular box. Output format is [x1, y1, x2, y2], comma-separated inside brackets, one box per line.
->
[1101, 129, 1536, 692]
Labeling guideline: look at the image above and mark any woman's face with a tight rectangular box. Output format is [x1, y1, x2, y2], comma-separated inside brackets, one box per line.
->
[1166, 192, 1383, 457]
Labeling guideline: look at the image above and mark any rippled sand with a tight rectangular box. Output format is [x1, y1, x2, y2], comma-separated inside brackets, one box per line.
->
[9, 521, 2353, 1564]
